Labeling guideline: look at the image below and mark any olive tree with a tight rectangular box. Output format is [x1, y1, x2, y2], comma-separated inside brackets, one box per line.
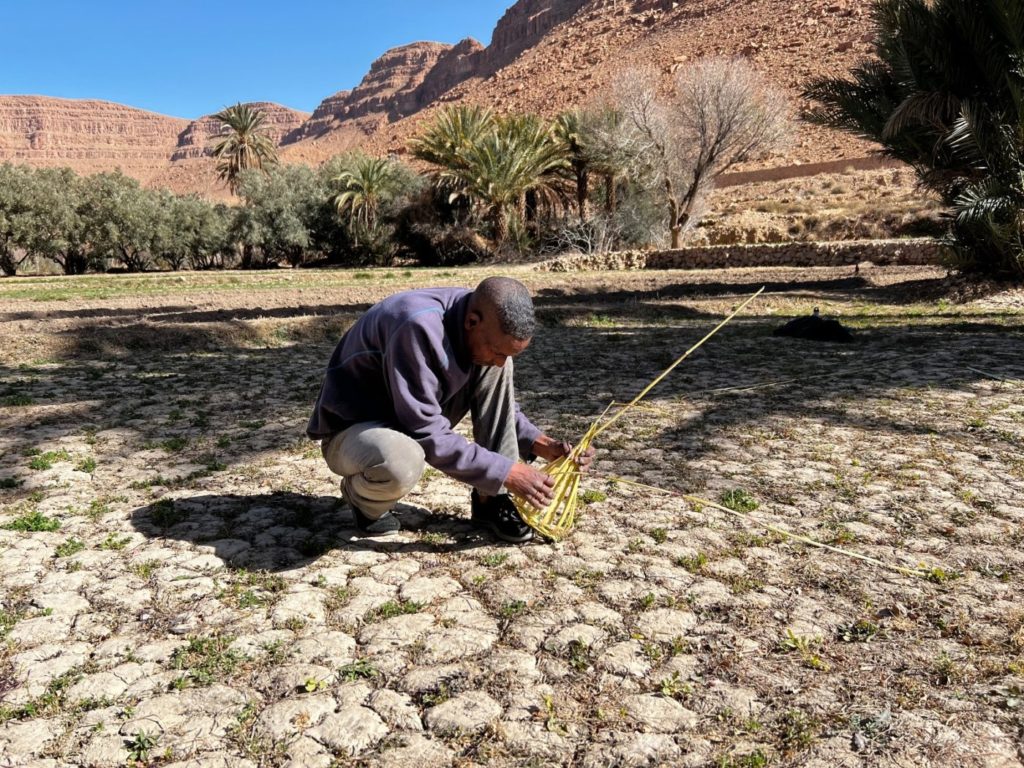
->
[0, 164, 34, 276]
[81, 172, 158, 272]
[611, 58, 790, 248]
[22, 168, 95, 275]
[234, 164, 318, 268]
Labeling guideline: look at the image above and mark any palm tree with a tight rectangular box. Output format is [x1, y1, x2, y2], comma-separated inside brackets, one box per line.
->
[412, 108, 569, 243]
[553, 111, 592, 222]
[804, 0, 1024, 277]
[333, 154, 406, 238]
[409, 105, 497, 213]
[211, 103, 279, 195]
[578, 107, 636, 215]
[436, 114, 569, 243]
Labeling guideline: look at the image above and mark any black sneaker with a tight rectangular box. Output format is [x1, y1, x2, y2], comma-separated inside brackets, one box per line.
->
[351, 504, 401, 535]
[471, 490, 533, 543]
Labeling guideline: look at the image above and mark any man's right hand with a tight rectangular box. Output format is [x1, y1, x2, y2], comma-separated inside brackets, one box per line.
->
[504, 463, 556, 509]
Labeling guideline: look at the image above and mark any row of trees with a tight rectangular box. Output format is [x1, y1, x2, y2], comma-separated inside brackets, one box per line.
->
[0, 165, 232, 276]
[0, 161, 390, 275]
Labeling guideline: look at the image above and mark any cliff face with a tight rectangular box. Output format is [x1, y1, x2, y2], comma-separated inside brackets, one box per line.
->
[283, 42, 455, 143]
[0, 96, 188, 180]
[171, 102, 308, 161]
[477, 0, 590, 73]
[282, 1, 591, 144]
[414, 38, 486, 108]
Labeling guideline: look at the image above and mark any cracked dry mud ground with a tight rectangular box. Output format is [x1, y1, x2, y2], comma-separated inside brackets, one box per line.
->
[1, 265, 1022, 768]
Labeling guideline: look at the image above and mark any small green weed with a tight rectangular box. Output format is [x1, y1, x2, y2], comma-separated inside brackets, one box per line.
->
[719, 489, 758, 513]
[125, 729, 159, 763]
[365, 600, 422, 622]
[717, 749, 770, 768]
[566, 640, 592, 672]
[170, 635, 243, 686]
[55, 538, 85, 558]
[160, 437, 189, 453]
[28, 449, 71, 470]
[779, 630, 829, 671]
[3, 510, 61, 532]
[676, 552, 708, 573]
[658, 671, 691, 700]
[925, 566, 962, 584]
[338, 659, 379, 682]
[75, 457, 97, 474]
[838, 619, 880, 643]
[778, 709, 821, 753]
[150, 499, 187, 529]
[83, 499, 112, 521]
[130, 560, 161, 579]
[499, 600, 527, 620]
[99, 533, 132, 551]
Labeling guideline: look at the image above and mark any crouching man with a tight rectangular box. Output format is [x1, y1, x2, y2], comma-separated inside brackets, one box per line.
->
[307, 276, 594, 542]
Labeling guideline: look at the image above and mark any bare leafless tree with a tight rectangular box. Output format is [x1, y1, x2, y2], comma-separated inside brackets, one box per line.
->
[609, 58, 791, 248]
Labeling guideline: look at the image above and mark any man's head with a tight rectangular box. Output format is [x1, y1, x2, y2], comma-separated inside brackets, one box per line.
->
[464, 277, 536, 368]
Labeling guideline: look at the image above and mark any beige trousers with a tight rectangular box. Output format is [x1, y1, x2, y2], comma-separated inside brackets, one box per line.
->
[321, 359, 522, 519]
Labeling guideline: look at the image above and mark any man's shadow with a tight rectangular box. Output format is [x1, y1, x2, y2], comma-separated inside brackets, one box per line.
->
[129, 492, 495, 572]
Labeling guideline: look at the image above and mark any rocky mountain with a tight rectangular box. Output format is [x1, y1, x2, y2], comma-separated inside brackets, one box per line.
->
[284, 43, 456, 144]
[352, 0, 878, 165]
[1, 0, 882, 194]
[0, 96, 189, 181]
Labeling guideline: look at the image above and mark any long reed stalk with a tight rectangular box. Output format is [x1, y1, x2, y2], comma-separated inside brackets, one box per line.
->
[606, 476, 933, 579]
[513, 288, 764, 540]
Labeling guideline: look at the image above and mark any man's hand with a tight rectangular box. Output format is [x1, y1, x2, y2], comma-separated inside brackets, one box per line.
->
[532, 435, 596, 473]
[504, 463, 556, 509]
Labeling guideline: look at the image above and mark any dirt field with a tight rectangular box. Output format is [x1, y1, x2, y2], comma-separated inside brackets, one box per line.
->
[1, 264, 1022, 768]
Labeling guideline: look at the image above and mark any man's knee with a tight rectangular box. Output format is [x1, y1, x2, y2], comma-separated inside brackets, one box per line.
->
[363, 437, 425, 496]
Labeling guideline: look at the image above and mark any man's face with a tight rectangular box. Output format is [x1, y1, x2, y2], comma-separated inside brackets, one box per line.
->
[464, 308, 531, 368]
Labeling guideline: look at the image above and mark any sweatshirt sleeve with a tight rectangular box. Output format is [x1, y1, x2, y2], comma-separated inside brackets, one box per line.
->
[383, 316, 513, 495]
[515, 405, 542, 459]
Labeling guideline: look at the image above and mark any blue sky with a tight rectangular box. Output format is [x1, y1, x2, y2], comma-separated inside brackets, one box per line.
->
[0, 1, 512, 118]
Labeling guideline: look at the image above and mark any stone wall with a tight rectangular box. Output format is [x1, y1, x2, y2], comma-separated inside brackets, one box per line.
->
[537, 239, 946, 272]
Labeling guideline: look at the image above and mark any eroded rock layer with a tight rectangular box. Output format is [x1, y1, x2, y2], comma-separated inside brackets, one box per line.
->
[0, 96, 188, 180]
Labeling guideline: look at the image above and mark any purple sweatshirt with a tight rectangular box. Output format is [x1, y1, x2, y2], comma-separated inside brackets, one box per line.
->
[307, 287, 542, 495]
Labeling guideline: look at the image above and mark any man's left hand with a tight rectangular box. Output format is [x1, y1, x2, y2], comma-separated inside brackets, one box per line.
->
[533, 435, 596, 473]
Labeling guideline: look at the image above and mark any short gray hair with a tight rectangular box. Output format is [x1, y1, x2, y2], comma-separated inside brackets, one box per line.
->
[474, 277, 536, 340]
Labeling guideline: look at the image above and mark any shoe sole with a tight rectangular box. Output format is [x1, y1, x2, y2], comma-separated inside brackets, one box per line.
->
[472, 515, 533, 544]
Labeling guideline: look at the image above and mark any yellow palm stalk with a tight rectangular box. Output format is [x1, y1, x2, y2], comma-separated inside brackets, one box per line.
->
[514, 288, 765, 540]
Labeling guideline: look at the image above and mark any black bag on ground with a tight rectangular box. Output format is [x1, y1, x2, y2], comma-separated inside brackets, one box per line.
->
[773, 308, 854, 343]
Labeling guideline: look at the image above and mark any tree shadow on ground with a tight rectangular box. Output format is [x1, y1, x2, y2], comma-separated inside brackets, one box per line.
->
[128, 492, 499, 572]
[0, 301, 375, 325]
[2, 271, 1021, 507]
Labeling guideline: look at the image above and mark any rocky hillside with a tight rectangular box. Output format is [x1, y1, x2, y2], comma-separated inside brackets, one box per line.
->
[0, 96, 189, 181]
[2, 0, 882, 194]
[351, 0, 878, 165]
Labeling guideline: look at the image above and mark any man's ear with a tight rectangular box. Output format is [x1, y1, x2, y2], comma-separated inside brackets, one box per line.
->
[465, 310, 482, 330]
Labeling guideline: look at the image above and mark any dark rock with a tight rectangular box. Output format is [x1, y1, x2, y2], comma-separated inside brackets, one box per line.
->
[773, 307, 854, 342]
